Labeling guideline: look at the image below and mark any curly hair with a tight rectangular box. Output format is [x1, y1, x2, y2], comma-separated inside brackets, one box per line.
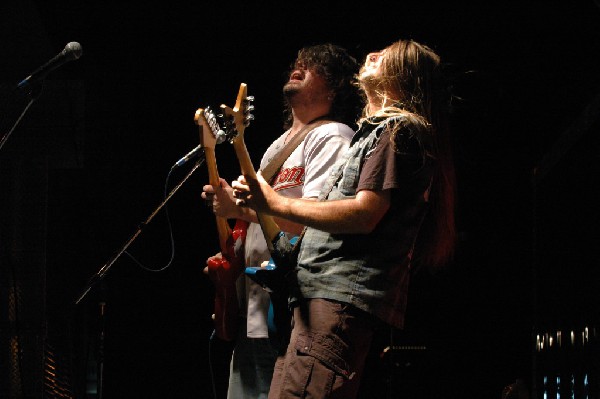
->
[282, 43, 362, 129]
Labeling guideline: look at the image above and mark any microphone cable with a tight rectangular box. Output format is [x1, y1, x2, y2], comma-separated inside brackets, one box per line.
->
[208, 329, 220, 399]
[122, 168, 176, 272]
[123, 150, 204, 272]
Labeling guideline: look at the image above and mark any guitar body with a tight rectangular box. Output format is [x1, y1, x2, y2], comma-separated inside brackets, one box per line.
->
[207, 218, 248, 342]
[244, 235, 299, 294]
[245, 235, 298, 351]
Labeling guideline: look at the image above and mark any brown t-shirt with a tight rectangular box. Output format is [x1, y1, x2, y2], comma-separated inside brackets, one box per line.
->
[357, 126, 431, 194]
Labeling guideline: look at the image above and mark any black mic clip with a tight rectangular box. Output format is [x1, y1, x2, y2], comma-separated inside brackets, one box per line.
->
[172, 144, 204, 169]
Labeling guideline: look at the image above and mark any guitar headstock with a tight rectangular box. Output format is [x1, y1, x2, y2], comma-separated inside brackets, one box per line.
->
[220, 83, 255, 143]
[194, 106, 226, 149]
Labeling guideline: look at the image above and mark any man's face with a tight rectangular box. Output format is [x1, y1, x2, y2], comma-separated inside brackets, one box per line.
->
[283, 60, 330, 102]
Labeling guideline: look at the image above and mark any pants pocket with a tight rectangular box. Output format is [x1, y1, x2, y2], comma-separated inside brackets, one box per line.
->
[295, 330, 355, 380]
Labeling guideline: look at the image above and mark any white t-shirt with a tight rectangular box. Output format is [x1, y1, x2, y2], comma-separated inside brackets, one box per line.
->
[240, 122, 355, 338]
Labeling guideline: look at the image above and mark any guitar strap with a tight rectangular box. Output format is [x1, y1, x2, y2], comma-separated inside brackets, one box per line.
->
[260, 118, 332, 183]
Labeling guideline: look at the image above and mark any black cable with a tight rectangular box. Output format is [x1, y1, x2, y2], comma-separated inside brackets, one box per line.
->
[122, 165, 180, 272]
[208, 330, 220, 399]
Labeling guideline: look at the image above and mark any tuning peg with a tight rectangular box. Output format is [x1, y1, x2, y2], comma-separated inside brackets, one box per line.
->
[245, 95, 255, 102]
[244, 114, 255, 127]
[216, 130, 227, 144]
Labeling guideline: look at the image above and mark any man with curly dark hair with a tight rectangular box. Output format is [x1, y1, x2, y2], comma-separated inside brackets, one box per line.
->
[203, 43, 361, 398]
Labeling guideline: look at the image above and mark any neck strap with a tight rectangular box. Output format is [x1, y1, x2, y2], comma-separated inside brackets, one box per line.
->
[260, 118, 332, 182]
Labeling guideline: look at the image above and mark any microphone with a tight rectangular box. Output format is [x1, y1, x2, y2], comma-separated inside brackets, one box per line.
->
[173, 144, 203, 168]
[18, 42, 83, 89]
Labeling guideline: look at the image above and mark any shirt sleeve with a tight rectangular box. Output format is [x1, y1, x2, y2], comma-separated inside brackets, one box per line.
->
[357, 125, 426, 193]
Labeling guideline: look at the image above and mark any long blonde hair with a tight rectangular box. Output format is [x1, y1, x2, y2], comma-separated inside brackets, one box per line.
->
[359, 39, 457, 270]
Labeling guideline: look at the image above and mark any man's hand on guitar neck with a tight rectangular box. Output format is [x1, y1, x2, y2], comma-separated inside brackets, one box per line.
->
[202, 177, 246, 220]
[232, 172, 282, 216]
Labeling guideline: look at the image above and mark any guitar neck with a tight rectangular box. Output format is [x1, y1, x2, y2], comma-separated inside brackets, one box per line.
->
[230, 138, 281, 252]
[195, 107, 233, 254]
[204, 147, 233, 254]
[218, 83, 282, 253]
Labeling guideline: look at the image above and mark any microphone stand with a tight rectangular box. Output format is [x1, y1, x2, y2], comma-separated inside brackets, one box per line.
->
[75, 155, 205, 305]
[74, 149, 204, 398]
[97, 301, 106, 399]
[0, 81, 44, 152]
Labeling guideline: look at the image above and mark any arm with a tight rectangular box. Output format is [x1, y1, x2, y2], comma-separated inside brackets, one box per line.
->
[276, 123, 354, 234]
[232, 172, 390, 234]
[203, 178, 305, 236]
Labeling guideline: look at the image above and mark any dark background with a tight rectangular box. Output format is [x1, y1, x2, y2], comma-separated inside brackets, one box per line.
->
[2, 1, 600, 398]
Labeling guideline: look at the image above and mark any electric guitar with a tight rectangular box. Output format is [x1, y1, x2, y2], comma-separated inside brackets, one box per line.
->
[220, 83, 298, 290]
[220, 83, 296, 339]
[195, 106, 248, 342]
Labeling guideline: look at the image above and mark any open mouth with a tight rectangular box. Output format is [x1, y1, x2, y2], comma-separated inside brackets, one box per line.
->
[289, 70, 304, 81]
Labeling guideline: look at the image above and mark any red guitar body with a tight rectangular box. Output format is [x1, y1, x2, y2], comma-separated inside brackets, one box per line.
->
[206, 218, 248, 341]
